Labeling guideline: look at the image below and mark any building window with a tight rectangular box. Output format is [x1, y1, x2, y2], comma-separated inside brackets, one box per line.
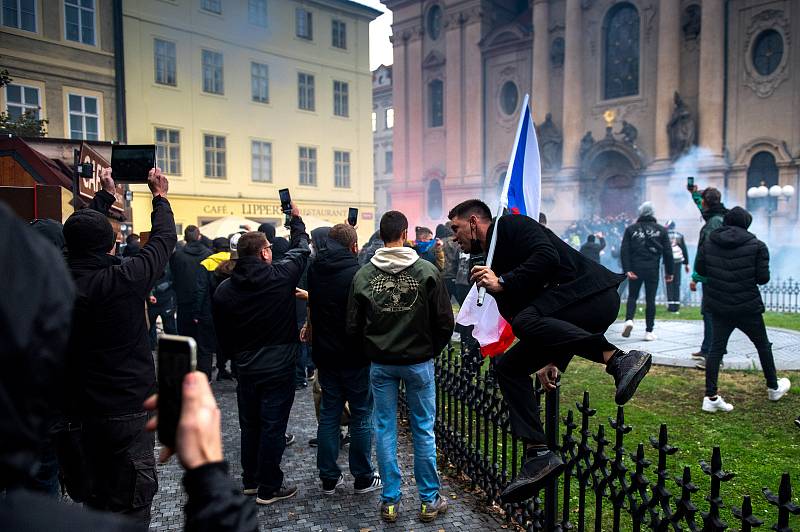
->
[2, 0, 36, 32]
[248, 0, 266, 27]
[385, 150, 393, 174]
[333, 80, 349, 117]
[154, 39, 177, 86]
[251, 140, 272, 182]
[752, 30, 783, 77]
[68, 93, 99, 140]
[5, 84, 40, 120]
[385, 107, 394, 129]
[334, 150, 350, 188]
[299, 146, 317, 186]
[332, 19, 346, 49]
[251, 62, 269, 103]
[428, 79, 444, 127]
[604, 2, 640, 100]
[500, 81, 518, 115]
[295, 8, 312, 39]
[428, 179, 442, 219]
[202, 50, 224, 94]
[201, 0, 221, 14]
[747, 151, 779, 211]
[426, 4, 442, 40]
[298, 72, 315, 111]
[64, 0, 95, 45]
[371, 111, 376, 131]
[203, 134, 226, 179]
[155, 127, 181, 175]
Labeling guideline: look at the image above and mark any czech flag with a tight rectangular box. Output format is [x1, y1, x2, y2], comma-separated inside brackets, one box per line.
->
[456, 95, 541, 357]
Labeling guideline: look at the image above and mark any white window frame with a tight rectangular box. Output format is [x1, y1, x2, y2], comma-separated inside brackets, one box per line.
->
[251, 140, 272, 183]
[64, 0, 96, 46]
[298, 72, 315, 111]
[2, 0, 37, 32]
[299, 146, 317, 186]
[5, 83, 41, 120]
[295, 8, 312, 39]
[251, 62, 269, 103]
[203, 134, 226, 179]
[248, 0, 267, 27]
[155, 127, 181, 175]
[154, 39, 177, 86]
[332, 19, 346, 49]
[385, 107, 394, 129]
[371, 111, 376, 132]
[201, 49, 224, 95]
[334, 150, 350, 188]
[67, 92, 100, 140]
[333, 80, 348, 117]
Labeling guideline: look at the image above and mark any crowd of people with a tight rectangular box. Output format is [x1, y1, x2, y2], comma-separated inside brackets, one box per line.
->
[1, 166, 796, 532]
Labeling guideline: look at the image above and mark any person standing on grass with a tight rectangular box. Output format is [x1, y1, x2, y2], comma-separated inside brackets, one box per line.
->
[695, 206, 791, 412]
[347, 211, 454, 524]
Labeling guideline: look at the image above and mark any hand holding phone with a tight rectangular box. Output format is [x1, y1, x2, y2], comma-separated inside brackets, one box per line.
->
[347, 207, 358, 227]
[157, 335, 197, 450]
[686, 176, 696, 192]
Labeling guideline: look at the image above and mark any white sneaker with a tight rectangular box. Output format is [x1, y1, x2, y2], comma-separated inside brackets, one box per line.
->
[702, 396, 734, 413]
[622, 320, 634, 338]
[644, 332, 657, 341]
[768, 378, 791, 401]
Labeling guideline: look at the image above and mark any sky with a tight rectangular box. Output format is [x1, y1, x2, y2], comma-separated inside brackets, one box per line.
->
[354, 0, 393, 70]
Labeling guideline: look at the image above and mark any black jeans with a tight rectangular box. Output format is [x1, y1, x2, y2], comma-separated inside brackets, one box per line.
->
[625, 268, 660, 332]
[666, 262, 683, 312]
[495, 287, 620, 446]
[147, 298, 177, 351]
[80, 412, 157, 531]
[236, 373, 296, 493]
[705, 313, 778, 397]
[700, 286, 713, 355]
[196, 317, 216, 381]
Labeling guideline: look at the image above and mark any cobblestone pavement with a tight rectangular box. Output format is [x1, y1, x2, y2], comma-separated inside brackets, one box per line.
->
[609, 319, 800, 370]
[150, 377, 505, 531]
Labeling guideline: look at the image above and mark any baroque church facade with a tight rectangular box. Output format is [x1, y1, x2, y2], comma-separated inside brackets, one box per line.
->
[383, 0, 799, 234]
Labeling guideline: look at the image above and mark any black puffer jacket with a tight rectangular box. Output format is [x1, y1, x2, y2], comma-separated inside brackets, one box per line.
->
[171, 241, 211, 306]
[695, 223, 769, 316]
[620, 216, 674, 275]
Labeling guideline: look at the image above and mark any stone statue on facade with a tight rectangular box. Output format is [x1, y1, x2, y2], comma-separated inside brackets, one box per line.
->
[620, 121, 638, 146]
[537, 113, 563, 171]
[667, 91, 696, 160]
[579, 131, 595, 161]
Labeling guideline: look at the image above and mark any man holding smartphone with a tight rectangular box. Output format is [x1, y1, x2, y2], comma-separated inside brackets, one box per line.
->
[212, 201, 310, 505]
[63, 167, 176, 529]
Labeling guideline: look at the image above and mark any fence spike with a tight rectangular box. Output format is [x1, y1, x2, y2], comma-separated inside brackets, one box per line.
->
[732, 495, 764, 531]
[763, 472, 800, 532]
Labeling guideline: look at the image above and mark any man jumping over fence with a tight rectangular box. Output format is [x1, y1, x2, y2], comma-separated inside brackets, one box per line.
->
[448, 199, 654, 505]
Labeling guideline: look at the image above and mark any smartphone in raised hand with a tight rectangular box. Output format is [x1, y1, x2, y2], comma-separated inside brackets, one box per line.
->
[157, 335, 197, 450]
[347, 207, 358, 227]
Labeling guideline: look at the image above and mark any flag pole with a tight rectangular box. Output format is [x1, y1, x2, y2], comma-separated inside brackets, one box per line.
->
[477, 93, 531, 306]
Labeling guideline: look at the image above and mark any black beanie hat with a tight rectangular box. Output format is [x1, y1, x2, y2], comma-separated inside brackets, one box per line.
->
[64, 209, 115, 256]
[723, 206, 752, 229]
[258, 223, 276, 243]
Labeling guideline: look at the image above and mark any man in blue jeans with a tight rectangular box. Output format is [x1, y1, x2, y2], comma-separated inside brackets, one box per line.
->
[306, 224, 381, 495]
[347, 211, 454, 523]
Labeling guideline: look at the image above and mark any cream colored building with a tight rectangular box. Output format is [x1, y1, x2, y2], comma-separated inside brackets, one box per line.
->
[386, 0, 800, 239]
[124, 0, 380, 242]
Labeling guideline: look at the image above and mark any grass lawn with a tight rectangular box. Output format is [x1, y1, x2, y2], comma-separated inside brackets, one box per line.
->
[618, 304, 800, 332]
[550, 359, 800, 522]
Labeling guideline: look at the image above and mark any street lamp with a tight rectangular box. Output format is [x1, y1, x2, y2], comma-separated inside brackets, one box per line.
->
[746, 181, 795, 238]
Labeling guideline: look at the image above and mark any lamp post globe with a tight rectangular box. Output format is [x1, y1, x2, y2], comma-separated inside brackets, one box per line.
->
[782, 185, 795, 198]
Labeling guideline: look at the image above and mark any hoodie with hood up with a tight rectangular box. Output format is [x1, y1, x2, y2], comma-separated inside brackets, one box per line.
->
[346, 246, 454, 365]
[695, 206, 769, 316]
[170, 240, 212, 306]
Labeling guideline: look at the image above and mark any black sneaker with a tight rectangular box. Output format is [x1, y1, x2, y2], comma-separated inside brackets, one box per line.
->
[256, 484, 298, 505]
[296, 381, 308, 390]
[419, 495, 448, 522]
[307, 367, 316, 381]
[381, 500, 400, 523]
[308, 437, 318, 447]
[285, 433, 296, 446]
[242, 485, 258, 496]
[607, 349, 652, 405]
[795, 417, 800, 429]
[500, 450, 564, 505]
[354, 474, 382, 494]
[691, 351, 706, 360]
[216, 369, 233, 381]
[321, 474, 344, 495]
[695, 360, 724, 370]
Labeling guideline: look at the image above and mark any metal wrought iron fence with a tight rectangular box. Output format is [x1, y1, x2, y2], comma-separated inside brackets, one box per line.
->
[400, 343, 800, 531]
[648, 277, 800, 313]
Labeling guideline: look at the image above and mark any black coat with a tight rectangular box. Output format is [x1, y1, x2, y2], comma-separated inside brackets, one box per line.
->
[171, 241, 211, 306]
[308, 241, 366, 369]
[66, 195, 177, 415]
[695, 225, 769, 316]
[489, 214, 624, 320]
[579, 236, 606, 263]
[620, 216, 674, 275]
[212, 218, 310, 382]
